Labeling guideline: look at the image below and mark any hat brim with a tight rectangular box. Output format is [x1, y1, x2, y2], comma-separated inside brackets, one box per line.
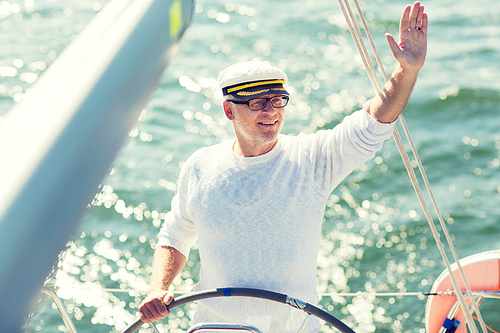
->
[223, 79, 289, 100]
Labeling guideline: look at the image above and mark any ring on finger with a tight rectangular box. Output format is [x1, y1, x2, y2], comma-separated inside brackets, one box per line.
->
[415, 27, 421, 30]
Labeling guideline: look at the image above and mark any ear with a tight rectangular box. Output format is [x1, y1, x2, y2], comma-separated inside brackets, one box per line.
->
[223, 101, 235, 120]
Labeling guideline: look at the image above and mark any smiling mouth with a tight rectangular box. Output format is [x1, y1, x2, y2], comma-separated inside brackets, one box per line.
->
[258, 120, 278, 125]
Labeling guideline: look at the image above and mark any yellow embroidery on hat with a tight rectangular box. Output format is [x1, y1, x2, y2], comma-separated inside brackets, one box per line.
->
[227, 79, 285, 93]
[237, 89, 270, 96]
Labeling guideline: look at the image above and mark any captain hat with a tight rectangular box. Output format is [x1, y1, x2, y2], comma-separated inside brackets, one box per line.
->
[218, 61, 289, 100]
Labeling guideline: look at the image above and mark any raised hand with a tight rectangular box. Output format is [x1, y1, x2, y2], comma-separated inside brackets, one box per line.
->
[386, 1, 428, 73]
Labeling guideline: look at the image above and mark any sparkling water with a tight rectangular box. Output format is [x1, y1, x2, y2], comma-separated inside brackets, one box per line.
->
[1, 0, 499, 332]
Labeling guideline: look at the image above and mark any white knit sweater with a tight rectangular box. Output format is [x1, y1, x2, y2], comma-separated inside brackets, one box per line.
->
[157, 106, 394, 332]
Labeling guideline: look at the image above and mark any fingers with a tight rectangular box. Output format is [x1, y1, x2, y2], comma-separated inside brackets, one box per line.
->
[399, 5, 411, 35]
[413, 3, 426, 34]
[385, 33, 402, 60]
[409, 2, 420, 30]
[421, 12, 429, 34]
[163, 290, 175, 306]
[139, 291, 172, 324]
[401, 2, 427, 34]
[139, 300, 169, 324]
[415, 4, 424, 28]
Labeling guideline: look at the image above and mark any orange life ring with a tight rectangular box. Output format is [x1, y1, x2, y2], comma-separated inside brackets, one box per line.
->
[425, 250, 500, 333]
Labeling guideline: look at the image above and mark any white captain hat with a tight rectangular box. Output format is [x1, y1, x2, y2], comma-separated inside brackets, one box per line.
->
[218, 61, 289, 100]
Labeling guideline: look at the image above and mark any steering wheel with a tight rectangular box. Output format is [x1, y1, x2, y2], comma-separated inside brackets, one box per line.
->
[121, 287, 355, 333]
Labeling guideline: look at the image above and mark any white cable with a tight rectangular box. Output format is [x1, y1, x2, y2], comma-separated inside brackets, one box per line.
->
[319, 292, 430, 297]
[337, 0, 381, 93]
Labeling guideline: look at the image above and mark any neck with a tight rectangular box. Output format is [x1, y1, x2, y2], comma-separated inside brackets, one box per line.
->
[233, 139, 278, 157]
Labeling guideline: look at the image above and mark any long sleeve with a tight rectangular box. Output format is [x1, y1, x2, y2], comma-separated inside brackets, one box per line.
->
[157, 160, 198, 258]
[293, 102, 395, 196]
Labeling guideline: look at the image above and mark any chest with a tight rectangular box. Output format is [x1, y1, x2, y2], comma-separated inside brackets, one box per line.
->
[188, 159, 325, 242]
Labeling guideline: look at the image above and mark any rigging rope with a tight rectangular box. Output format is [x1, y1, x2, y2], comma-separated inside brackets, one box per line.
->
[336, 1, 488, 332]
[320, 291, 437, 297]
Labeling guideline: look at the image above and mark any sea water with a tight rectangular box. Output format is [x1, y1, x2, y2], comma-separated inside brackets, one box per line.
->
[1, 0, 499, 332]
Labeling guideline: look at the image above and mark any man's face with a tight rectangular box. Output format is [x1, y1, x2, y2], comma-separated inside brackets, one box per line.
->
[226, 94, 286, 149]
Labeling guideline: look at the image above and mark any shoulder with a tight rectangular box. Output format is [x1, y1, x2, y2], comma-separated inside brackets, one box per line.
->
[182, 139, 233, 171]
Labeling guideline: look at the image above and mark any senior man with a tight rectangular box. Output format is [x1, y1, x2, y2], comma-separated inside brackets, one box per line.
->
[139, 2, 427, 332]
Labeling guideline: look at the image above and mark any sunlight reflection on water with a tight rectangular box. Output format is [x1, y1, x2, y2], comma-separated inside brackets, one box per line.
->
[3, 0, 500, 332]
